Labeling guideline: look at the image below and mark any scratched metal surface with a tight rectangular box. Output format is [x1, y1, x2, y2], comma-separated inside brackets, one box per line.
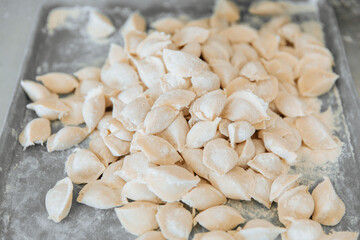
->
[0, 0, 359, 239]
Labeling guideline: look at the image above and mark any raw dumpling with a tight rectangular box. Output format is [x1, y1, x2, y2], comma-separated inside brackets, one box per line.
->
[221, 24, 258, 43]
[27, 98, 70, 120]
[152, 89, 196, 111]
[297, 68, 338, 97]
[36, 72, 78, 94]
[235, 139, 256, 167]
[116, 97, 150, 131]
[77, 180, 124, 209]
[82, 87, 105, 132]
[102, 132, 130, 157]
[65, 148, 105, 184]
[132, 56, 165, 89]
[117, 152, 155, 183]
[247, 168, 272, 209]
[282, 218, 325, 240]
[228, 121, 255, 147]
[181, 148, 210, 180]
[270, 174, 301, 202]
[60, 95, 84, 125]
[239, 61, 269, 81]
[87, 11, 115, 39]
[172, 26, 210, 46]
[181, 182, 226, 210]
[248, 153, 285, 180]
[186, 118, 221, 148]
[190, 90, 226, 121]
[274, 91, 309, 118]
[121, 181, 162, 204]
[311, 177, 345, 226]
[214, 0, 240, 22]
[121, 13, 146, 37]
[236, 219, 285, 240]
[193, 231, 235, 240]
[89, 136, 117, 166]
[191, 71, 221, 96]
[115, 202, 158, 236]
[19, 118, 51, 149]
[47, 126, 88, 152]
[142, 106, 179, 134]
[101, 160, 126, 189]
[146, 165, 200, 202]
[278, 185, 315, 226]
[136, 32, 171, 58]
[74, 66, 101, 82]
[151, 17, 184, 34]
[21, 80, 55, 102]
[156, 202, 193, 240]
[136, 231, 166, 240]
[194, 205, 245, 231]
[101, 62, 139, 91]
[45, 177, 73, 223]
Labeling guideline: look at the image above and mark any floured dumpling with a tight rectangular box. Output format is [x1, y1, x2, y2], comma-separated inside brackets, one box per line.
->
[136, 231, 166, 240]
[228, 121, 255, 147]
[19, 118, 51, 149]
[45, 177, 73, 223]
[87, 11, 115, 39]
[181, 148, 210, 180]
[186, 118, 221, 148]
[248, 153, 285, 181]
[117, 152, 155, 183]
[282, 218, 325, 240]
[27, 98, 70, 120]
[270, 174, 301, 202]
[36, 72, 78, 94]
[297, 68, 338, 97]
[236, 219, 285, 240]
[121, 181, 162, 204]
[21, 80, 55, 102]
[74, 66, 101, 82]
[89, 136, 117, 166]
[101, 160, 126, 189]
[82, 87, 105, 132]
[190, 90, 226, 121]
[247, 169, 271, 209]
[47, 126, 88, 152]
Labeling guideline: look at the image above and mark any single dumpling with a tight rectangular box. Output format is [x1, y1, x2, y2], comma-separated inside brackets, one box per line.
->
[311, 177, 345, 226]
[36, 72, 78, 94]
[27, 98, 70, 120]
[228, 121, 255, 147]
[203, 138, 238, 175]
[278, 185, 315, 227]
[121, 13, 146, 37]
[190, 90, 226, 121]
[249, 1, 287, 16]
[239, 61, 269, 81]
[209, 59, 238, 88]
[87, 10, 115, 39]
[181, 42, 202, 57]
[65, 148, 105, 184]
[252, 33, 280, 60]
[247, 168, 272, 209]
[274, 91, 309, 118]
[236, 219, 286, 240]
[151, 17, 184, 34]
[82, 87, 105, 132]
[191, 71, 221, 96]
[235, 139, 256, 167]
[247, 153, 285, 181]
[115, 201, 158, 236]
[47, 126, 88, 152]
[74, 66, 101, 82]
[77, 180, 125, 209]
[101, 62, 139, 91]
[186, 118, 221, 148]
[102, 118, 134, 141]
[181, 148, 210, 180]
[117, 152, 155, 183]
[102, 132, 130, 157]
[181, 182, 226, 210]
[60, 95, 84, 125]
[161, 73, 191, 92]
[297, 68, 338, 97]
[101, 160, 126, 189]
[131, 56, 165, 89]
[19, 118, 51, 149]
[282, 218, 325, 240]
[146, 165, 200, 202]
[21, 80, 55, 102]
[194, 205, 245, 231]
[45, 177, 73, 223]
[156, 202, 193, 240]
[142, 106, 179, 134]
[270, 174, 301, 202]
[136, 32, 171, 58]
[89, 136, 118, 166]
[121, 181, 163, 204]
[220, 24, 258, 43]
[172, 26, 210, 46]
[152, 89, 196, 111]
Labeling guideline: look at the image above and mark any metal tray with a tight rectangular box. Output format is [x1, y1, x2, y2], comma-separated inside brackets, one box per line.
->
[1, 0, 359, 239]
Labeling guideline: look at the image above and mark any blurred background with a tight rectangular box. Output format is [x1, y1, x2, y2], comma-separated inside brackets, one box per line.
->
[0, 0, 360, 129]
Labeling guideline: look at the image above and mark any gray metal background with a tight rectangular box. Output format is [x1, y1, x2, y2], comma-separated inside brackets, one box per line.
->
[0, 0, 359, 239]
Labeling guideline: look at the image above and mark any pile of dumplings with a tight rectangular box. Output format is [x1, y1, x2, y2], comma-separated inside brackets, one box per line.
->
[19, 0, 358, 239]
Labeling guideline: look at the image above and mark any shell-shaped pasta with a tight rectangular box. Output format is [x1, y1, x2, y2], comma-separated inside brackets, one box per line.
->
[87, 11, 115, 38]
[108, 44, 128, 65]
[262, 58, 294, 84]
[247, 169, 271, 208]
[19, 118, 51, 148]
[77, 180, 124, 209]
[132, 56, 165, 89]
[103, 118, 134, 141]
[146, 165, 200, 202]
[115, 202, 158, 236]
[209, 59, 238, 88]
[191, 71, 221, 96]
[136, 231, 166, 240]
[274, 91, 309, 118]
[195, 205, 245, 231]
[173, 27, 210, 46]
[295, 115, 338, 150]
[45, 177, 73, 223]
[297, 68, 338, 97]
[320, 232, 359, 240]
[82, 87, 105, 131]
[186, 118, 221, 148]
[74, 66, 101, 82]
[221, 90, 269, 124]
[253, 76, 279, 103]
[181, 148, 210, 180]
[248, 153, 284, 181]
[60, 96, 84, 125]
[282, 218, 325, 240]
[270, 174, 301, 202]
[209, 166, 253, 200]
[156, 202, 193, 240]
[214, 0, 240, 22]
[101, 62, 139, 91]
[252, 33, 280, 60]
[118, 152, 155, 183]
[194, 231, 235, 240]
[27, 98, 70, 120]
[132, 133, 182, 165]
[152, 89, 196, 110]
[262, 132, 298, 165]
[116, 97, 151, 131]
[121, 12, 146, 37]
[203, 138, 238, 175]
[124, 30, 147, 54]
[151, 17, 184, 34]
[228, 121, 255, 147]
[190, 90, 226, 121]
[47, 126, 88, 152]
[121, 181, 162, 204]
[237, 219, 285, 240]
[249, 1, 286, 16]
[101, 160, 126, 189]
[236, 139, 256, 167]
[239, 61, 269, 82]
[158, 113, 189, 152]
[142, 106, 179, 134]
[21, 80, 55, 102]
[102, 133, 130, 157]
[221, 25, 258, 43]
[163, 49, 208, 78]
[278, 186, 315, 227]
[36, 72, 78, 94]
[136, 32, 171, 58]
[311, 177, 345, 226]
[89, 136, 117, 166]
[181, 182, 226, 210]
[66, 148, 105, 184]
[181, 42, 202, 57]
